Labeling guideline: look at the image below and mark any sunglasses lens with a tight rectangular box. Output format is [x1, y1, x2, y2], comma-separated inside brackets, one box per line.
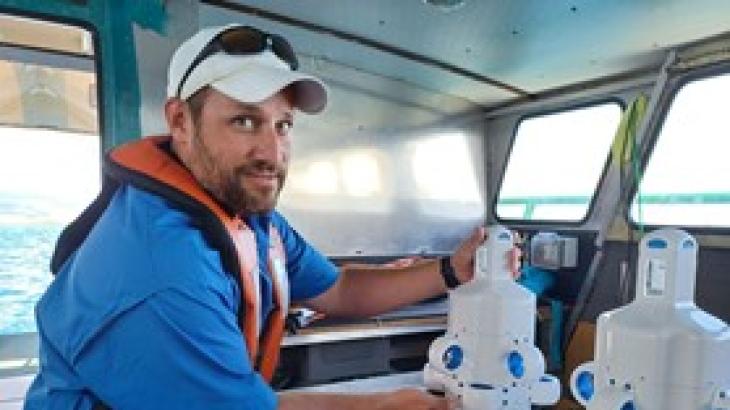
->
[270, 35, 299, 70]
[218, 28, 298, 70]
[219, 28, 266, 53]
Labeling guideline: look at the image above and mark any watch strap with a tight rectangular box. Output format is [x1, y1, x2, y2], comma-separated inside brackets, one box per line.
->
[440, 256, 460, 289]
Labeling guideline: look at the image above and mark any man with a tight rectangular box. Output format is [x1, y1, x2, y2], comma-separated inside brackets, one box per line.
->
[25, 24, 485, 409]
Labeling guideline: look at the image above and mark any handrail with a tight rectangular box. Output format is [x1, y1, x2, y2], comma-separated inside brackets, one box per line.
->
[498, 192, 730, 219]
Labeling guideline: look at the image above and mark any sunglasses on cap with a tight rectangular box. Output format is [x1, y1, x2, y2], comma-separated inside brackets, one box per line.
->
[176, 26, 300, 98]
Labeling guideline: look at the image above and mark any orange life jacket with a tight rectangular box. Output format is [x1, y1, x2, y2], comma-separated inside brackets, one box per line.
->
[52, 135, 289, 382]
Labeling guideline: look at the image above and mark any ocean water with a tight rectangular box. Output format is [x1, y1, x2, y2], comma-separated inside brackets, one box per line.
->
[0, 192, 75, 335]
[0, 128, 100, 335]
[0, 223, 62, 334]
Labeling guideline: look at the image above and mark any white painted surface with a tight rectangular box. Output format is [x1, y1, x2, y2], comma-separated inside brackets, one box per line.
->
[0, 374, 33, 410]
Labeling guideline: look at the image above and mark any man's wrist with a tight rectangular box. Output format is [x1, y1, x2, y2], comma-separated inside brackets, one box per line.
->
[439, 256, 460, 290]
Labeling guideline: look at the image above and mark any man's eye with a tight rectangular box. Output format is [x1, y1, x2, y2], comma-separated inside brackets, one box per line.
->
[232, 116, 256, 130]
[277, 120, 293, 136]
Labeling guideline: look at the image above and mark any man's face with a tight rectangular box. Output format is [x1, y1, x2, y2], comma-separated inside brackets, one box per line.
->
[176, 88, 294, 215]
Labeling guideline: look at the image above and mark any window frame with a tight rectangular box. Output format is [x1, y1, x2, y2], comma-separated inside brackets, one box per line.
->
[492, 98, 624, 226]
[0, 4, 103, 142]
[0, 7, 102, 372]
[627, 62, 730, 233]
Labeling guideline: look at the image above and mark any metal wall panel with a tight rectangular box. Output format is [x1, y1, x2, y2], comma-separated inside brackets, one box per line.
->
[278, 114, 487, 257]
[198, 4, 487, 257]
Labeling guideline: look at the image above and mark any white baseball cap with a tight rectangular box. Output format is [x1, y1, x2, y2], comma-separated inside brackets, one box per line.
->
[167, 24, 328, 114]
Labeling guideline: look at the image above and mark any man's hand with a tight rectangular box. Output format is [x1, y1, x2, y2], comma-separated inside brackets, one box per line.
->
[450, 226, 487, 284]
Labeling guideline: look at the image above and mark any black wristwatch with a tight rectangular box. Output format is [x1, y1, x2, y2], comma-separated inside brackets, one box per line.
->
[440, 256, 460, 289]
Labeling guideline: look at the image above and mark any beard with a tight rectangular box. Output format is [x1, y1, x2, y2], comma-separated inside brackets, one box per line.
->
[191, 131, 287, 215]
[221, 160, 287, 214]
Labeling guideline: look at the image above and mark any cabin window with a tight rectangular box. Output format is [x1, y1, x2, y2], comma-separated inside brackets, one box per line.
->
[630, 73, 730, 227]
[495, 102, 621, 222]
[0, 13, 99, 344]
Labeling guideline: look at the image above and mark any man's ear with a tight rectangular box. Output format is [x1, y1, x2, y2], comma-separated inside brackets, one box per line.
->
[164, 98, 193, 145]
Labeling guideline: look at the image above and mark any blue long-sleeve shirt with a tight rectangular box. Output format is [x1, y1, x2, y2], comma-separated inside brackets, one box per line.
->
[25, 184, 339, 409]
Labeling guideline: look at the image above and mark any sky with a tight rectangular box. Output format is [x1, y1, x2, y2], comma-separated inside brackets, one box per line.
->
[0, 126, 100, 222]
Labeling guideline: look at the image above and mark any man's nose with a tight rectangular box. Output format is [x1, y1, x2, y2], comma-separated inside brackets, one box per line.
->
[252, 126, 287, 163]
